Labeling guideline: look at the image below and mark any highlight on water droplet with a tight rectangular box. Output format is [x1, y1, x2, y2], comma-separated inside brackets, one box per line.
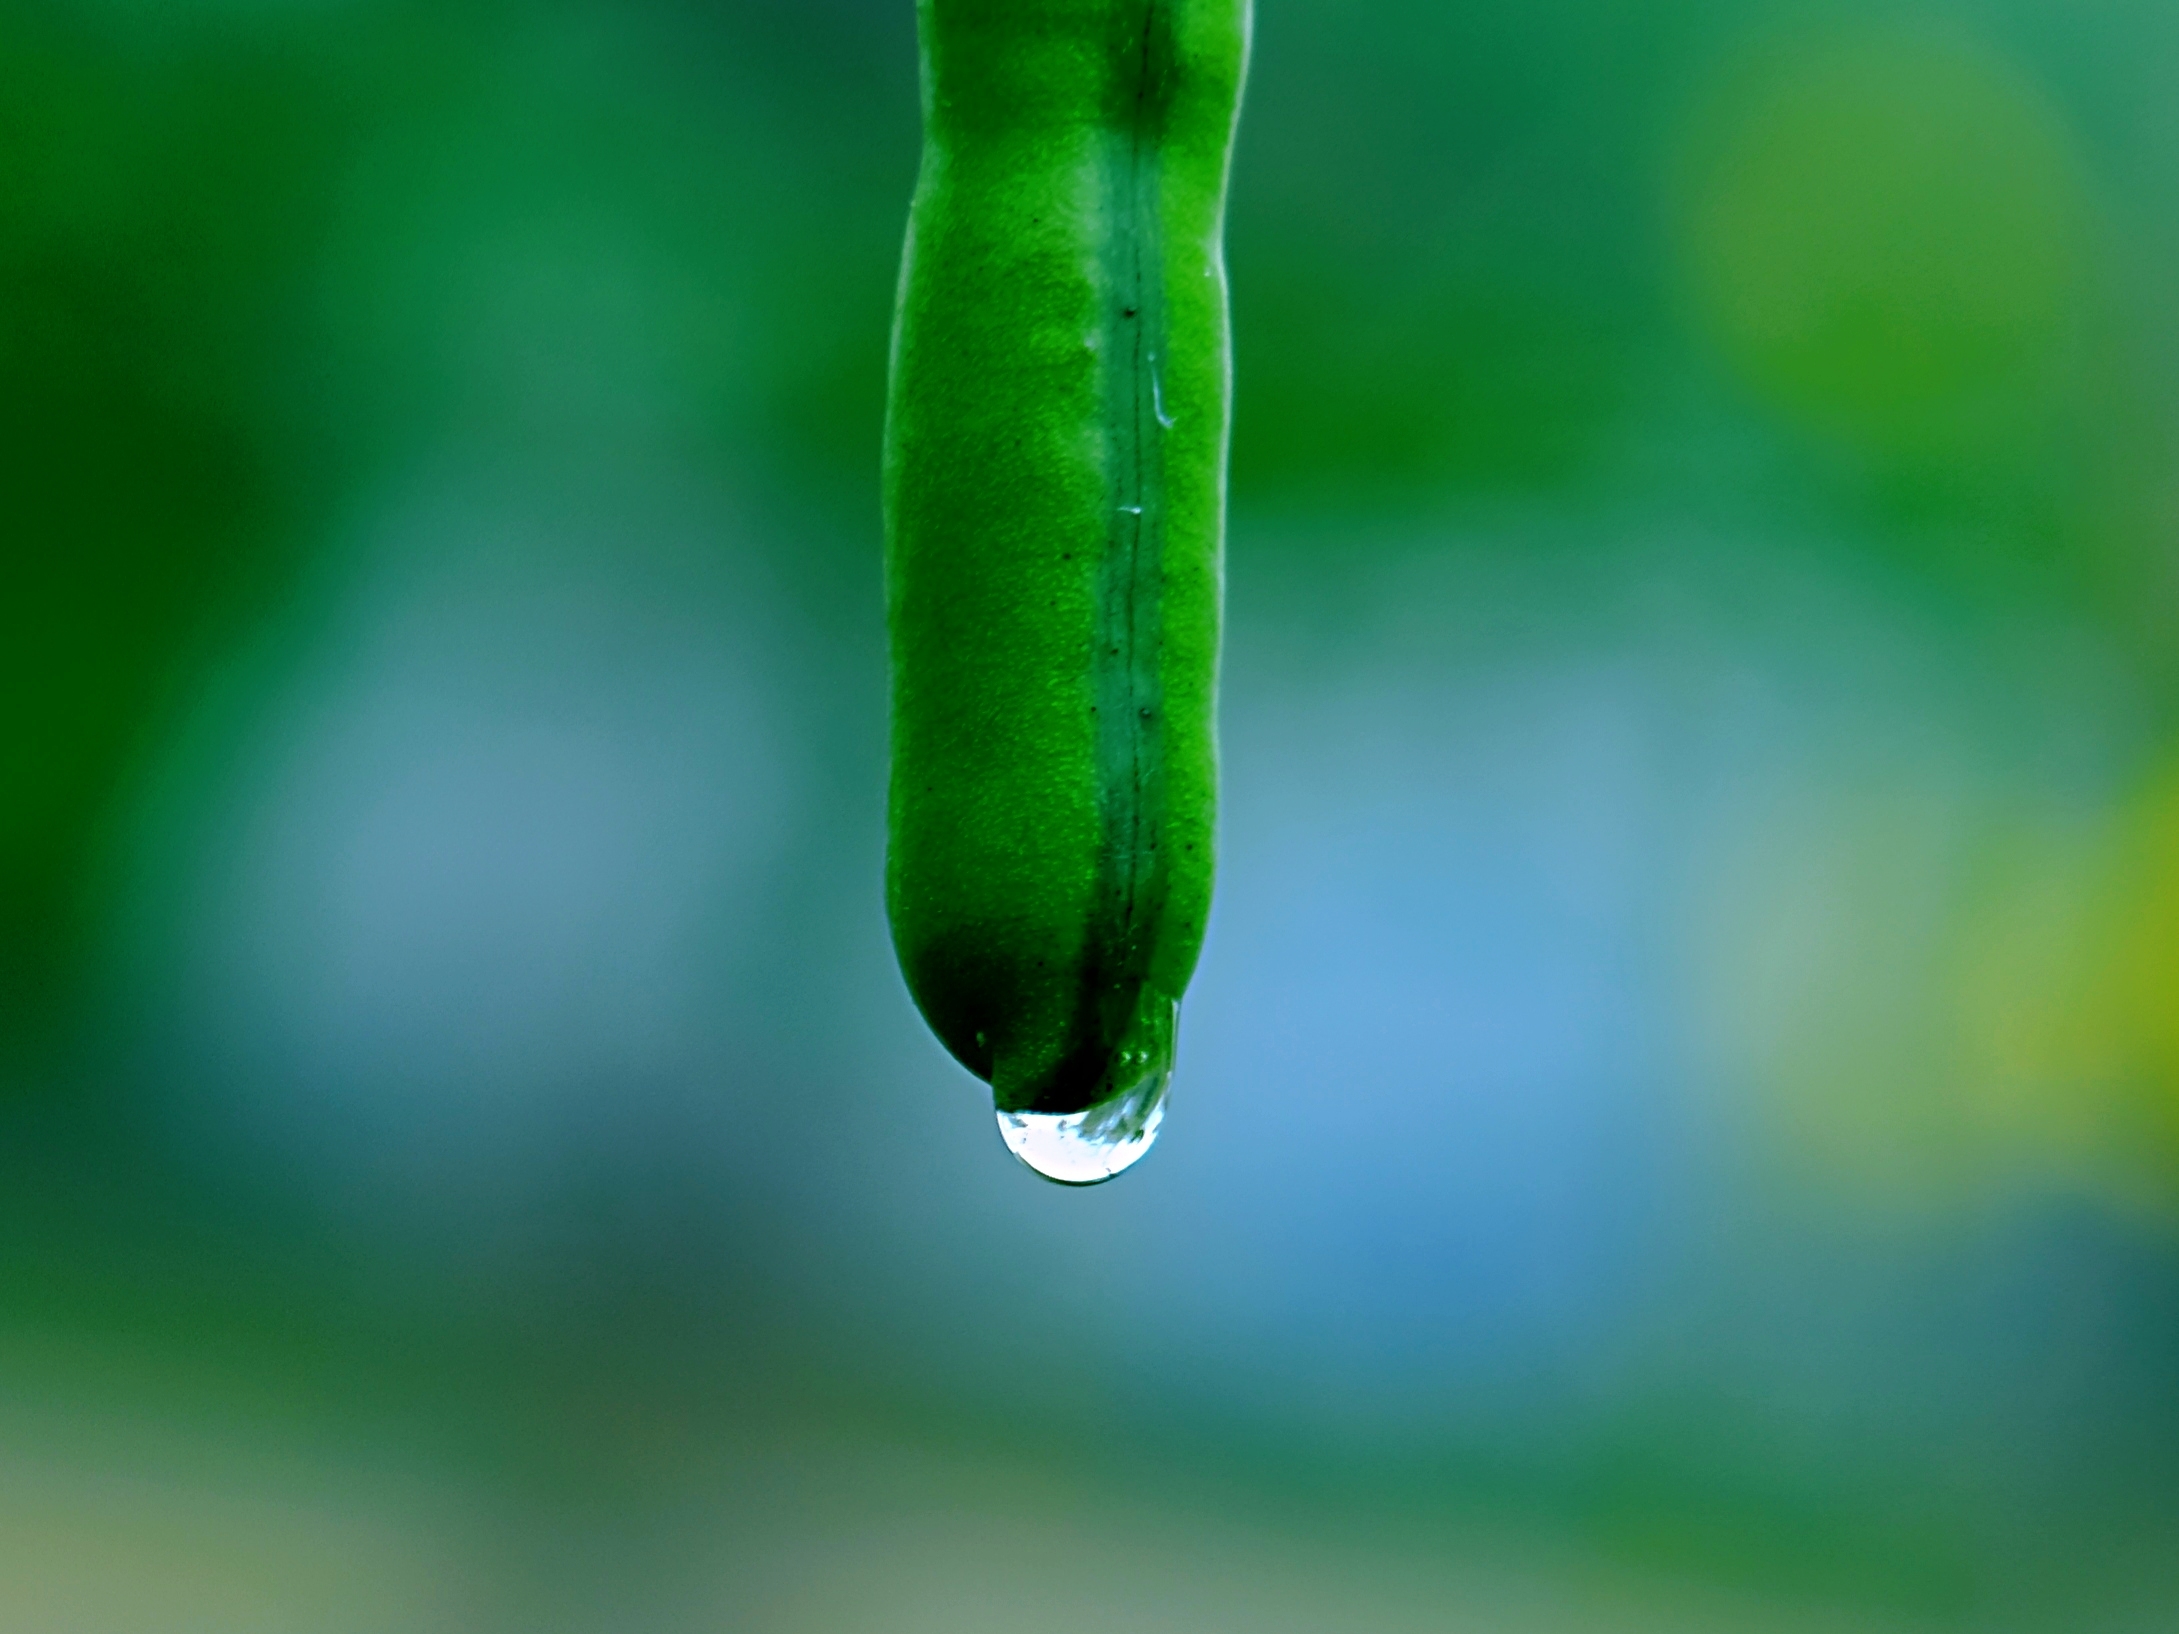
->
[996, 1053, 1169, 1186]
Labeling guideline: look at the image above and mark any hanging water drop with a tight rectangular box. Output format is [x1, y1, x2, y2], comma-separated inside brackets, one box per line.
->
[996, 1048, 1171, 1186]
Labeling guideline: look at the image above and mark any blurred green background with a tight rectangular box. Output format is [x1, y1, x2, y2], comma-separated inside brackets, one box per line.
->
[6, 0, 2179, 1628]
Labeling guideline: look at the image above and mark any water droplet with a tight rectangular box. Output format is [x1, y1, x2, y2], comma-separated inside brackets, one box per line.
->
[996, 1059, 1169, 1187]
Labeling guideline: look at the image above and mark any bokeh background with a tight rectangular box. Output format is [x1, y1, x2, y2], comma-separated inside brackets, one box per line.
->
[6, 0, 2179, 1628]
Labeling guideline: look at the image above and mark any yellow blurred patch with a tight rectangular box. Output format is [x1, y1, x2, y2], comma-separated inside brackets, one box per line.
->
[1689, 762, 2179, 1221]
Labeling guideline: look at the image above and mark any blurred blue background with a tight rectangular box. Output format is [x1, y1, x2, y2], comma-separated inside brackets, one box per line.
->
[6, 0, 2179, 1627]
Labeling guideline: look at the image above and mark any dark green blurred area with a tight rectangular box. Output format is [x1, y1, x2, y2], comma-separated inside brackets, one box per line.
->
[6, 1, 2179, 1628]
[0, 0, 915, 1035]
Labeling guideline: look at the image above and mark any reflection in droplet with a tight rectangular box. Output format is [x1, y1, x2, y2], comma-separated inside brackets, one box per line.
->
[996, 1055, 1169, 1186]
